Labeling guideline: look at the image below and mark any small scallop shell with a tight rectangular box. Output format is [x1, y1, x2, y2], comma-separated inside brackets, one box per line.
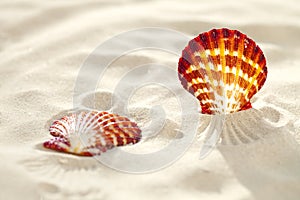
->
[43, 111, 141, 156]
[178, 28, 267, 114]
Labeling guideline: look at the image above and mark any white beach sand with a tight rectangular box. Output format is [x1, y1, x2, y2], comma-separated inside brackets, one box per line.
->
[1, 0, 300, 199]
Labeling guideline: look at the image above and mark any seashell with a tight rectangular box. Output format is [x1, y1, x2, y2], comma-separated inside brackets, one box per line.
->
[43, 111, 141, 156]
[178, 28, 268, 159]
[178, 28, 267, 115]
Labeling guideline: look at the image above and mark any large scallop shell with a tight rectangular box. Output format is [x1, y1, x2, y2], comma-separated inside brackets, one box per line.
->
[178, 28, 267, 114]
[43, 111, 141, 156]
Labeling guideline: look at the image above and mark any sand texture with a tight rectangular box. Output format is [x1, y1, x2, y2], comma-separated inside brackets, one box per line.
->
[0, 0, 300, 199]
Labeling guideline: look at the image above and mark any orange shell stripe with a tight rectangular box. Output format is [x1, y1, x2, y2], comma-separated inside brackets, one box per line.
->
[178, 28, 267, 114]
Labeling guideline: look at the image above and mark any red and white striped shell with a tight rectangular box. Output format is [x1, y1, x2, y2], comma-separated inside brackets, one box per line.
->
[178, 28, 267, 114]
[43, 111, 141, 156]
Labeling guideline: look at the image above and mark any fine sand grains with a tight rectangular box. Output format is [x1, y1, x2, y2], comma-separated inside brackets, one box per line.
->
[0, 0, 300, 200]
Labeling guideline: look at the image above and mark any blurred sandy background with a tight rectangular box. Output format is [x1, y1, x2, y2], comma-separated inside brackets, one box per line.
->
[0, 0, 300, 199]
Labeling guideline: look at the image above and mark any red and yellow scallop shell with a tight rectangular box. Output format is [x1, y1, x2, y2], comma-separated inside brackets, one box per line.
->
[43, 111, 141, 156]
[178, 28, 267, 114]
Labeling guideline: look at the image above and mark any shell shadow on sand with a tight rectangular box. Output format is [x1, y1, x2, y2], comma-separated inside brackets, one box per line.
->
[21, 152, 107, 199]
[214, 99, 300, 200]
[219, 106, 294, 145]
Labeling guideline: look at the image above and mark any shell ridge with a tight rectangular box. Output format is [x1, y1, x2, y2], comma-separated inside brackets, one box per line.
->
[75, 111, 84, 136]
[67, 114, 76, 137]
[85, 129, 108, 153]
[44, 138, 70, 154]
[79, 111, 93, 135]
[78, 111, 94, 136]
[217, 29, 226, 114]
[49, 125, 65, 137]
[244, 50, 263, 100]
[82, 111, 103, 135]
[207, 30, 224, 113]
[106, 128, 129, 146]
[198, 50, 217, 112]
[230, 31, 245, 111]
[49, 116, 73, 138]
[96, 113, 116, 127]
